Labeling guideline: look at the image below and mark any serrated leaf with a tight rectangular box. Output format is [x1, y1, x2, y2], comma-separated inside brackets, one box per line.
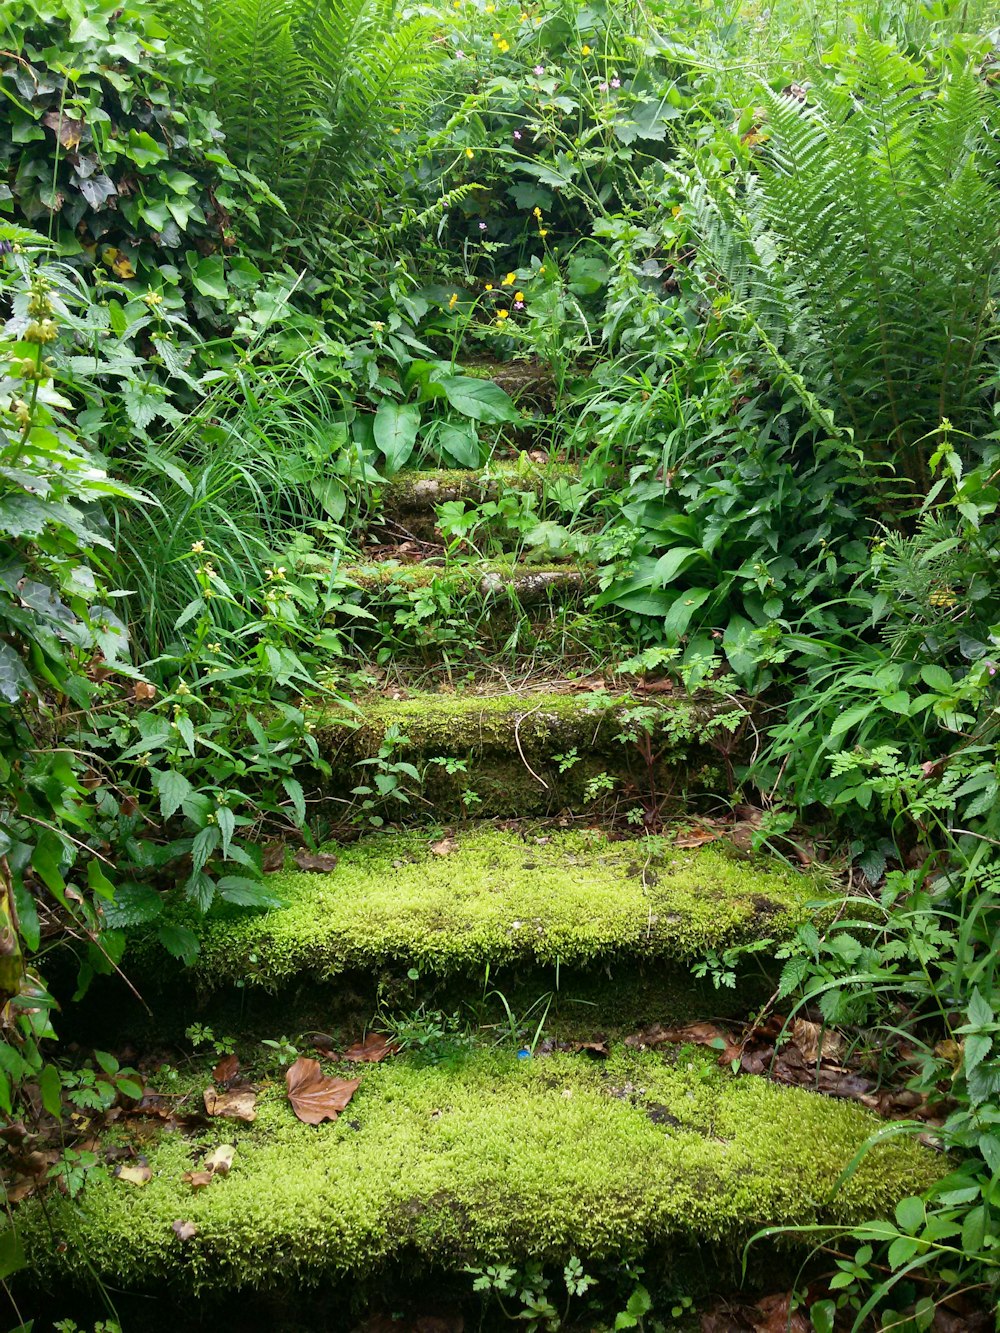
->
[153, 769, 193, 820]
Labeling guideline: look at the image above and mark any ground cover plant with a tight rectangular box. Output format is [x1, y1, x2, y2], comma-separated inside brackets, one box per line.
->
[2, 0, 1000, 1328]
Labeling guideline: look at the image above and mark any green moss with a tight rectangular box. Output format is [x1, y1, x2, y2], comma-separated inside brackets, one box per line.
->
[380, 464, 577, 513]
[22, 1046, 939, 1292]
[312, 689, 704, 759]
[341, 559, 590, 595]
[308, 691, 719, 819]
[187, 827, 826, 989]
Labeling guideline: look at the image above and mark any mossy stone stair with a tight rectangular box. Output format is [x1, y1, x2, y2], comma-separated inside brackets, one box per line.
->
[27, 361, 941, 1313]
[23, 1049, 935, 1295]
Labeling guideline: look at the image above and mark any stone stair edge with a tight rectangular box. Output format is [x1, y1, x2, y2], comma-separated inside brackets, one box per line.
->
[21, 1044, 939, 1293]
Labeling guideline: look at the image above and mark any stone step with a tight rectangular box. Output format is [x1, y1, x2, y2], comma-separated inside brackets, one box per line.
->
[340, 558, 592, 606]
[24, 1043, 937, 1294]
[328, 560, 608, 668]
[309, 688, 731, 819]
[375, 462, 581, 543]
[174, 825, 820, 992]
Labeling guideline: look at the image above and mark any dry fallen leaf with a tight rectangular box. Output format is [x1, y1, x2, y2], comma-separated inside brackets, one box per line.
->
[293, 850, 339, 874]
[285, 1056, 360, 1125]
[203, 1087, 257, 1122]
[791, 1018, 844, 1065]
[262, 842, 286, 873]
[182, 1170, 213, 1190]
[172, 1220, 197, 1242]
[212, 1053, 240, 1084]
[343, 1033, 398, 1064]
[626, 1021, 742, 1065]
[429, 837, 456, 857]
[133, 681, 157, 702]
[115, 1161, 152, 1186]
[204, 1144, 235, 1176]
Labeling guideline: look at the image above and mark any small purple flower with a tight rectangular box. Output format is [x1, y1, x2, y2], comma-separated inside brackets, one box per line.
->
[514, 300, 525, 310]
[533, 64, 545, 76]
[598, 81, 608, 92]
[456, 48, 466, 59]
[513, 129, 522, 140]
[478, 221, 488, 230]
[990, 663, 997, 676]
[611, 77, 621, 88]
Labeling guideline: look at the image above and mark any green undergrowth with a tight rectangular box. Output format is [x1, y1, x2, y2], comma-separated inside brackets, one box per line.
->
[20, 1047, 939, 1294]
[165, 827, 827, 990]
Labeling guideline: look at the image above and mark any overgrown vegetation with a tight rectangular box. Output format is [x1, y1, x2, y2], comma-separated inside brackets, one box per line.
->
[3, 0, 1000, 1327]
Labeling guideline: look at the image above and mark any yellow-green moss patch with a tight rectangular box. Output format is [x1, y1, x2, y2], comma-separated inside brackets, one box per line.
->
[21, 1046, 939, 1292]
[188, 827, 827, 989]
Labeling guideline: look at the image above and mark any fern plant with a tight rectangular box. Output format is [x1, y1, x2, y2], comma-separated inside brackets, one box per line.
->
[162, 0, 444, 252]
[686, 32, 1000, 493]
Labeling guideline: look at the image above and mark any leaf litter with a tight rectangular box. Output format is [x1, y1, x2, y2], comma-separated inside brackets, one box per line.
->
[286, 1055, 360, 1125]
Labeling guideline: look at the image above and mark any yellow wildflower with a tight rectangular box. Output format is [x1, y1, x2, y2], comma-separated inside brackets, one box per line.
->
[514, 291, 524, 301]
[485, 282, 494, 290]
[502, 271, 516, 286]
[485, 2, 495, 10]
[497, 37, 510, 51]
[465, 147, 474, 159]
[449, 292, 459, 309]
[538, 228, 549, 237]
[581, 44, 591, 55]
[532, 206, 542, 219]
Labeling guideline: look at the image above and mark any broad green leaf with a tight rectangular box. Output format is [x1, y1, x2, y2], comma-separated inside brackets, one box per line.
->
[439, 377, 521, 424]
[662, 586, 713, 639]
[437, 421, 481, 468]
[0, 1224, 26, 1280]
[39, 1062, 62, 1118]
[373, 402, 421, 474]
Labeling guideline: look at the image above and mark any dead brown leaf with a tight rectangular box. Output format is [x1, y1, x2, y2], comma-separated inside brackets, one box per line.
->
[115, 1161, 152, 1186]
[212, 1053, 240, 1084]
[673, 824, 723, 849]
[343, 1033, 398, 1064]
[182, 1170, 213, 1190]
[203, 1086, 256, 1122]
[429, 837, 456, 857]
[293, 850, 338, 874]
[262, 842, 286, 873]
[285, 1056, 360, 1125]
[172, 1220, 197, 1242]
[790, 1018, 844, 1065]
[42, 110, 83, 149]
[751, 1293, 809, 1333]
[133, 681, 156, 702]
[626, 1021, 741, 1064]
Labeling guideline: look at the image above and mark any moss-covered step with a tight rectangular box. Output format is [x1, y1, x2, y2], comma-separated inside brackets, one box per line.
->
[310, 688, 730, 818]
[376, 463, 578, 542]
[341, 557, 592, 605]
[182, 826, 823, 991]
[20, 1046, 939, 1294]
